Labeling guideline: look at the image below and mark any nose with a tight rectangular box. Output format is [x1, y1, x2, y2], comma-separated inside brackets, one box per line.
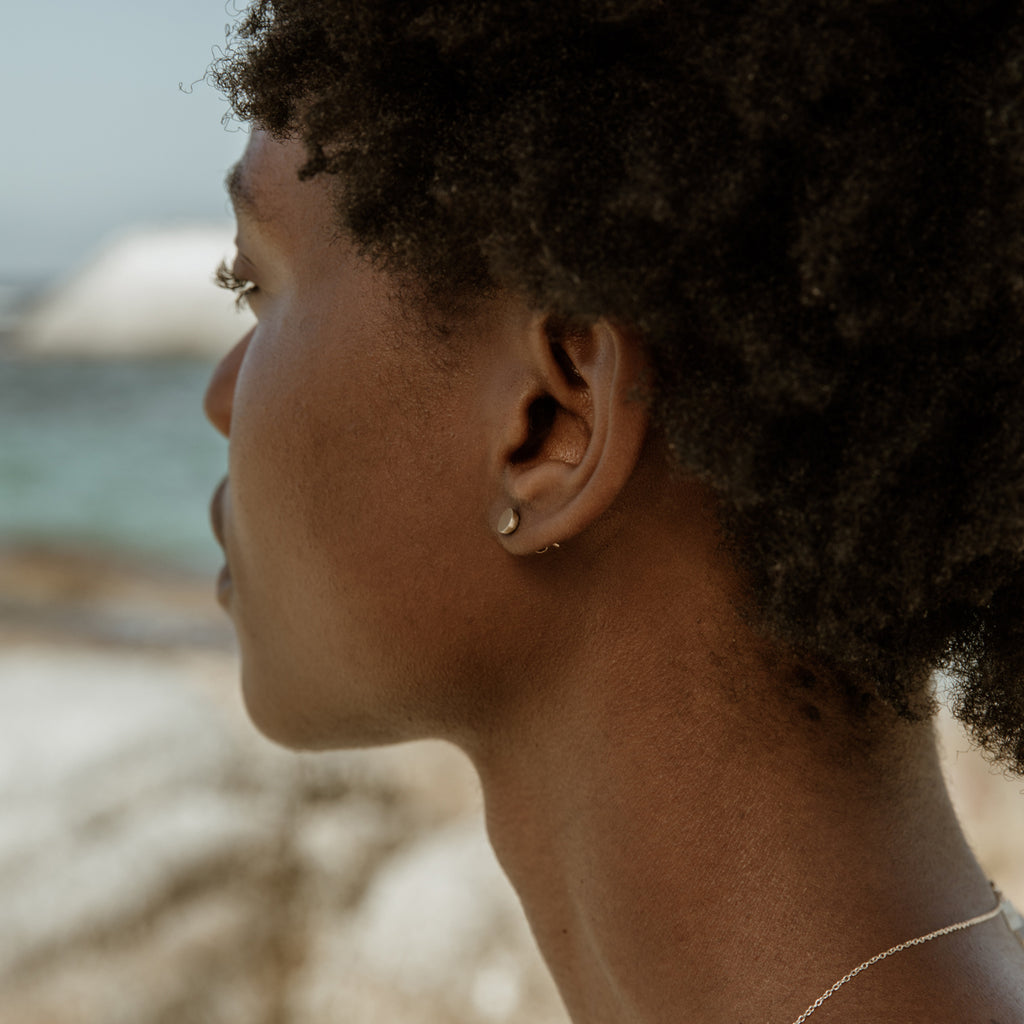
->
[204, 330, 252, 437]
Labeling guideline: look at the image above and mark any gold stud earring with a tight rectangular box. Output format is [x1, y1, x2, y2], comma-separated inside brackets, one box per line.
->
[498, 508, 520, 535]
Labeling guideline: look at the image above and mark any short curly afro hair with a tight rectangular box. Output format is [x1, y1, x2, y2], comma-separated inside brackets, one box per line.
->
[213, 0, 1024, 774]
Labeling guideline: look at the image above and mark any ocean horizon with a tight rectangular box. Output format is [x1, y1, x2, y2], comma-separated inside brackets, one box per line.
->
[0, 355, 227, 574]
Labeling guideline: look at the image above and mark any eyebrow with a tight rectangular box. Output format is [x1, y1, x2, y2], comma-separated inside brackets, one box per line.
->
[224, 162, 266, 222]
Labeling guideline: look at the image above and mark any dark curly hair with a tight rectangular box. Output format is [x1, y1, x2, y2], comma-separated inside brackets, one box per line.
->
[212, 0, 1024, 774]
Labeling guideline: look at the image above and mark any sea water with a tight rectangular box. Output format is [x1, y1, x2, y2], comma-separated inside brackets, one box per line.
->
[0, 356, 228, 573]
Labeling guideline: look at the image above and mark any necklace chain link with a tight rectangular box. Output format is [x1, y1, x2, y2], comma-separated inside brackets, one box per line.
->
[787, 890, 1008, 1024]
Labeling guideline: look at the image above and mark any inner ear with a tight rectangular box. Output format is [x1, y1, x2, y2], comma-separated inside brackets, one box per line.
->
[509, 331, 589, 468]
[510, 390, 589, 468]
[510, 395, 559, 465]
[509, 324, 594, 469]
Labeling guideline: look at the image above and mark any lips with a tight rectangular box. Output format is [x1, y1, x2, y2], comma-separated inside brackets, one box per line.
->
[210, 476, 228, 549]
[210, 477, 234, 607]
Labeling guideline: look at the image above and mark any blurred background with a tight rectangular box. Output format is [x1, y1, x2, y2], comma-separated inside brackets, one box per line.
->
[0, 3, 1021, 1023]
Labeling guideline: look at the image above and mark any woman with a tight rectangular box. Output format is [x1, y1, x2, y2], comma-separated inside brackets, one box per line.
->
[204, 2, 1024, 1021]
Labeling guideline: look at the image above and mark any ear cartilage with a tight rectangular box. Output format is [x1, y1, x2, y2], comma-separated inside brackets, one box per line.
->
[498, 508, 520, 535]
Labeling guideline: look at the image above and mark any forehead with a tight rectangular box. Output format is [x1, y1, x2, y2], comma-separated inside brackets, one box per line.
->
[227, 131, 336, 245]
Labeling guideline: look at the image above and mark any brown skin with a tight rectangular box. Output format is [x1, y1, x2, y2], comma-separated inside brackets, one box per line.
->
[206, 132, 1024, 1023]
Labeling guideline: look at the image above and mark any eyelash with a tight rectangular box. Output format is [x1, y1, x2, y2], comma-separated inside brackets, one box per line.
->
[214, 260, 259, 310]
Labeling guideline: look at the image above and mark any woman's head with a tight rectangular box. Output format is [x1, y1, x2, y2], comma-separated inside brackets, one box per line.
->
[205, 131, 664, 750]
[210, 0, 1024, 772]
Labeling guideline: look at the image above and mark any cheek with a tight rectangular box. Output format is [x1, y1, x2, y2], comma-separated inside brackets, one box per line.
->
[219, 291, 529, 750]
[230, 325, 399, 580]
[226, 315, 476, 668]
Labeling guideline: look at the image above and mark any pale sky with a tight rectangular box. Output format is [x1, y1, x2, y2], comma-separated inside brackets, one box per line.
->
[0, 0, 252, 281]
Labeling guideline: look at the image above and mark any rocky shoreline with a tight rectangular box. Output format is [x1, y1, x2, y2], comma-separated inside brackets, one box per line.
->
[0, 543, 235, 650]
[1, 543, 1021, 1023]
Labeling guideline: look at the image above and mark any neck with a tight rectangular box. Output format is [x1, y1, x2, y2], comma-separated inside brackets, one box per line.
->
[462, 546, 1020, 1024]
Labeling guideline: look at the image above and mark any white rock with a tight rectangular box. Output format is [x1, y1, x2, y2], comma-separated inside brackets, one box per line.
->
[9, 225, 254, 358]
[0, 646, 273, 976]
[0, 641, 569, 1024]
[293, 817, 567, 1024]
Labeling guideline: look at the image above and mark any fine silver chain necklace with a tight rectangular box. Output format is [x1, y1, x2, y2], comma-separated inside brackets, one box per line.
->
[787, 885, 1024, 1024]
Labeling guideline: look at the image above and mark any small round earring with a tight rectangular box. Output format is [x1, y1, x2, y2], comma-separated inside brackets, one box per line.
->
[498, 508, 520, 536]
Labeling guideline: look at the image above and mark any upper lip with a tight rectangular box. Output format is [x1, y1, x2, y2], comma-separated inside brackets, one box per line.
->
[210, 477, 228, 549]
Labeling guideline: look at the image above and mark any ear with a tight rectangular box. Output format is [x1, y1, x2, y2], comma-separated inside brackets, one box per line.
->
[493, 313, 650, 555]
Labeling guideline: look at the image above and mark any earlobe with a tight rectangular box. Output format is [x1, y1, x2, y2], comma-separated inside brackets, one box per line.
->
[495, 315, 649, 554]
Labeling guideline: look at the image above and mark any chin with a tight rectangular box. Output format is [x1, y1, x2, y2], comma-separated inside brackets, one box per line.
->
[237, 660, 422, 752]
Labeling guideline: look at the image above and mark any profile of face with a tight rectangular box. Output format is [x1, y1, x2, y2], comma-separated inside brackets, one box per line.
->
[204, 130, 651, 753]
[205, 127, 656, 753]
[204, 131, 535, 750]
